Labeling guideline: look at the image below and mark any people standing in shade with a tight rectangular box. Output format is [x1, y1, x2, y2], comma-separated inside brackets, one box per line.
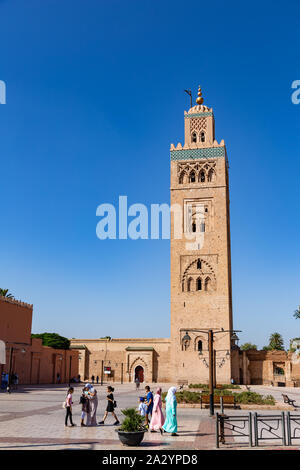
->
[99, 386, 120, 425]
[149, 387, 165, 434]
[91, 375, 95, 384]
[162, 387, 178, 436]
[86, 384, 98, 426]
[65, 387, 76, 427]
[96, 375, 99, 384]
[144, 385, 153, 428]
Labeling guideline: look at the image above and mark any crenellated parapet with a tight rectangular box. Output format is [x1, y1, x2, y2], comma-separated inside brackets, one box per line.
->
[0, 295, 33, 310]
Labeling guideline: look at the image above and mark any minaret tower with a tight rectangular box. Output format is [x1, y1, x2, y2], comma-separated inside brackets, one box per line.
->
[170, 86, 234, 384]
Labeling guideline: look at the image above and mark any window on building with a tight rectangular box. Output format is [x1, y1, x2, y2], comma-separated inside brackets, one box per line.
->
[179, 171, 185, 184]
[208, 169, 215, 182]
[200, 132, 205, 142]
[187, 277, 193, 292]
[200, 171, 205, 183]
[197, 340, 203, 352]
[196, 278, 202, 291]
[274, 366, 285, 375]
[190, 171, 196, 183]
[192, 132, 197, 143]
[205, 277, 211, 291]
[192, 221, 197, 233]
[197, 259, 202, 269]
[200, 222, 205, 232]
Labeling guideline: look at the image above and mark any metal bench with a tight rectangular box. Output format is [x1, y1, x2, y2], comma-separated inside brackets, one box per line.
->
[177, 380, 188, 390]
[282, 394, 296, 407]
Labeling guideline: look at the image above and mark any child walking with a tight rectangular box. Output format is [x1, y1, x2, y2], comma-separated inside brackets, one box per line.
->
[65, 387, 76, 427]
[99, 386, 120, 425]
[138, 397, 147, 417]
[79, 386, 90, 426]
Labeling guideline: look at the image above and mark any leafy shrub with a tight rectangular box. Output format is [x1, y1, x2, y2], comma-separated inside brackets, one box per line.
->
[31, 332, 70, 349]
[162, 390, 275, 405]
[119, 408, 147, 432]
[233, 391, 275, 405]
[189, 383, 240, 390]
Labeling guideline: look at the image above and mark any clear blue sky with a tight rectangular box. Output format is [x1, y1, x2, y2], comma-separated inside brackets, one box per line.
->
[0, 0, 299, 349]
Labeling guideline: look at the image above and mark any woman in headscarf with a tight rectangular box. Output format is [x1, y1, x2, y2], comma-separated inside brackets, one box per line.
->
[86, 383, 98, 426]
[149, 387, 165, 434]
[162, 387, 178, 436]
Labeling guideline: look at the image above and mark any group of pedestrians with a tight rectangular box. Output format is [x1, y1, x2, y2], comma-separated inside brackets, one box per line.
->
[64, 384, 119, 427]
[139, 385, 178, 436]
[64, 382, 178, 437]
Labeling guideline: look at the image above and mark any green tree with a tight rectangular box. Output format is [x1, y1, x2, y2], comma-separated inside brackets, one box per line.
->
[31, 332, 70, 350]
[0, 289, 14, 298]
[293, 306, 300, 320]
[263, 332, 284, 351]
[240, 342, 257, 351]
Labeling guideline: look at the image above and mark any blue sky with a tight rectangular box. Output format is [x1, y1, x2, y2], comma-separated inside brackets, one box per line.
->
[0, 0, 299, 348]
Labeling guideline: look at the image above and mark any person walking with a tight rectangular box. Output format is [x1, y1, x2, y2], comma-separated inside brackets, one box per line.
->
[162, 387, 178, 436]
[99, 386, 120, 425]
[135, 376, 140, 390]
[79, 386, 90, 426]
[86, 384, 98, 426]
[65, 387, 76, 427]
[144, 385, 153, 428]
[149, 387, 165, 434]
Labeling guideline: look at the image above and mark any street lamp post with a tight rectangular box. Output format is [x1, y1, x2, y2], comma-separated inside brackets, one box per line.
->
[208, 330, 214, 416]
[181, 328, 241, 416]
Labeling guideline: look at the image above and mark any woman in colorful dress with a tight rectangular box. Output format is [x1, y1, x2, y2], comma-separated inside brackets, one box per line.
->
[162, 386, 178, 436]
[149, 387, 165, 434]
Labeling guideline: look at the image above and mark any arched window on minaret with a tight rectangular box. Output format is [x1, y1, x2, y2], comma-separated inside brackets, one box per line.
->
[179, 171, 186, 184]
[196, 277, 202, 291]
[197, 340, 203, 352]
[191, 132, 197, 143]
[208, 168, 215, 182]
[205, 277, 211, 291]
[187, 277, 193, 292]
[199, 170, 205, 183]
[197, 259, 202, 269]
[189, 171, 196, 183]
[200, 131, 205, 143]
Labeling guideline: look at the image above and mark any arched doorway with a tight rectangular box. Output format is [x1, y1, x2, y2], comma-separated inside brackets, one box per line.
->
[135, 365, 144, 383]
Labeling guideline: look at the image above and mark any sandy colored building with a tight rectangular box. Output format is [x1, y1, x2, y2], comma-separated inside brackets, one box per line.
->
[71, 87, 237, 384]
[0, 295, 79, 385]
[239, 349, 300, 387]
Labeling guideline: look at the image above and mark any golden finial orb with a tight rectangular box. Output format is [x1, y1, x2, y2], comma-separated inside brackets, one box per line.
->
[196, 85, 204, 105]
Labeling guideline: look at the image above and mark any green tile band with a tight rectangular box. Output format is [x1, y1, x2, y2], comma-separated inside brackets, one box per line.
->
[185, 112, 213, 118]
[170, 147, 225, 160]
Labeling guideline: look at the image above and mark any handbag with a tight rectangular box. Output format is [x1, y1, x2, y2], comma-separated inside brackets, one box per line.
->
[113, 400, 117, 408]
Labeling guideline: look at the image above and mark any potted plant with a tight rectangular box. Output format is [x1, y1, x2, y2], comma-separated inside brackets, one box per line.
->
[117, 408, 147, 446]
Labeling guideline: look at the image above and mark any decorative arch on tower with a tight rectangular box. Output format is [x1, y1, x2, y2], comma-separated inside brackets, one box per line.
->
[182, 258, 216, 292]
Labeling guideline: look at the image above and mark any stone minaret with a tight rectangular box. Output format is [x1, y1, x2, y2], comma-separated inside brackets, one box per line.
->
[170, 86, 234, 384]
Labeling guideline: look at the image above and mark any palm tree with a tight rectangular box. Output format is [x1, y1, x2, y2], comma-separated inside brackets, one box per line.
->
[0, 289, 14, 298]
[293, 306, 300, 319]
[268, 332, 284, 351]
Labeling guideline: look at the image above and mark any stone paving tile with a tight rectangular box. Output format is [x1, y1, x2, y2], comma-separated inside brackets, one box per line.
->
[2, 384, 300, 450]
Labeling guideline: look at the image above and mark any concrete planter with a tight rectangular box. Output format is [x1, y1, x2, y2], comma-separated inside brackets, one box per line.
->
[117, 430, 145, 447]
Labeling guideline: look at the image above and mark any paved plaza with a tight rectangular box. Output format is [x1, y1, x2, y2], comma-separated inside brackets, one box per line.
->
[1, 383, 300, 450]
